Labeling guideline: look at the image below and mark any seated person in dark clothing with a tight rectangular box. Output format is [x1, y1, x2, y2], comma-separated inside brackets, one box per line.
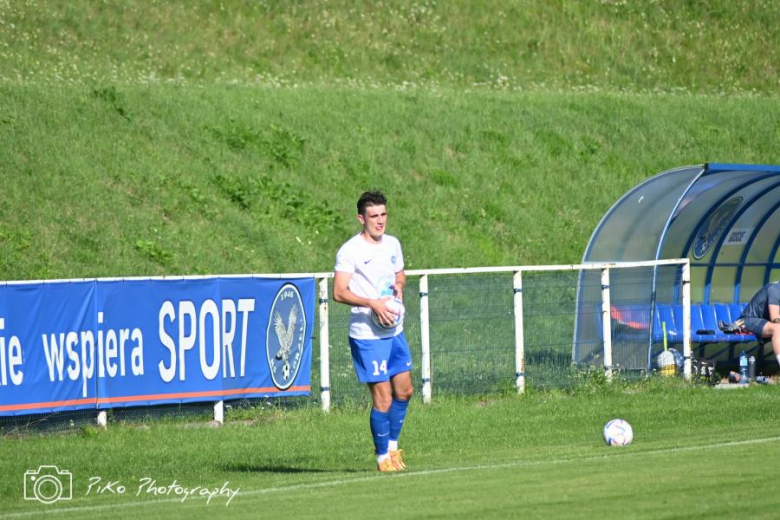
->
[740, 282, 780, 366]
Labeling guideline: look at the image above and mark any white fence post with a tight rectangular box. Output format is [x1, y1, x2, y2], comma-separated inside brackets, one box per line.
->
[513, 270, 525, 394]
[213, 400, 224, 424]
[319, 277, 331, 413]
[419, 274, 432, 403]
[682, 261, 692, 381]
[96, 410, 107, 428]
[601, 268, 613, 381]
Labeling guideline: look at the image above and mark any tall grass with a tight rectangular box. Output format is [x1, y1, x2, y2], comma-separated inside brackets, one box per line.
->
[1, 0, 778, 94]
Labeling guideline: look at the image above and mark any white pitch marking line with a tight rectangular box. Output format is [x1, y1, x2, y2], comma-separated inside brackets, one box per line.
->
[241, 434, 780, 496]
[3, 435, 779, 518]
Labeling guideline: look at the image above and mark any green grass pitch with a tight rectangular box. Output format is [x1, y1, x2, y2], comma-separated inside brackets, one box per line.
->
[2, 380, 780, 519]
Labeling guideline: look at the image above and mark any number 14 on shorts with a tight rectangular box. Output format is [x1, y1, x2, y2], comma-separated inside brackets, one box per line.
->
[372, 360, 388, 376]
[348, 336, 412, 383]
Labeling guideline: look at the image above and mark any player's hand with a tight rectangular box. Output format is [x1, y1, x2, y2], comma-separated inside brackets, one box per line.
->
[373, 297, 399, 326]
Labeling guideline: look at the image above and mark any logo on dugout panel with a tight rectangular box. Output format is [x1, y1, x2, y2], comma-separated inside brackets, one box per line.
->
[266, 283, 306, 390]
[692, 196, 742, 260]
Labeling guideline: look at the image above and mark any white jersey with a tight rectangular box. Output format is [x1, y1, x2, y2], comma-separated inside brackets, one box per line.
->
[334, 233, 405, 339]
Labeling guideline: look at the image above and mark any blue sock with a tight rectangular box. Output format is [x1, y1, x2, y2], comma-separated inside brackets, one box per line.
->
[389, 398, 409, 444]
[370, 408, 391, 456]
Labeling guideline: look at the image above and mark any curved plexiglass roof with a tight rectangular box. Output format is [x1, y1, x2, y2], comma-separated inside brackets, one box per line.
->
[584, 163, 780, 303]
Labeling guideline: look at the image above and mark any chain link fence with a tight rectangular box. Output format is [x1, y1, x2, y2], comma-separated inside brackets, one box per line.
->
[1, 261, 688, 434]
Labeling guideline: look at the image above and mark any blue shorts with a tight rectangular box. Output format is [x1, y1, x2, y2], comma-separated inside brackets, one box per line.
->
[742, 317, 768, 338]
[349, 333, 413, 383]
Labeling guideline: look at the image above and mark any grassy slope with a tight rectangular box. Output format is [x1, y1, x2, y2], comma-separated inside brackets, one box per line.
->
[2, 1, 779, 280]
[2, 84, 779, 280]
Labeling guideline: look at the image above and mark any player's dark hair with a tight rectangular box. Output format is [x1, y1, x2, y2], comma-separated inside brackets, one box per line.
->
[357, 191, 387, 215]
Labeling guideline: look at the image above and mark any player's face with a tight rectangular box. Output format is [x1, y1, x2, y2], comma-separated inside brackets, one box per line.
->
[359, 204, 387, 242]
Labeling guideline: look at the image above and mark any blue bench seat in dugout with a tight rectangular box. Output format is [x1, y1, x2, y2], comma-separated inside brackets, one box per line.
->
[602, 303, 757, 344]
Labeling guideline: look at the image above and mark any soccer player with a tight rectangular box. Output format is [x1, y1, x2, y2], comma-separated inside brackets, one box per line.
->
[333, 191, 413, 472]
[739, 281, 780, 365]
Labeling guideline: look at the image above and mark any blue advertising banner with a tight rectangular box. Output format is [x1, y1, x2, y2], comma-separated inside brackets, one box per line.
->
[0, 277, 314, 416]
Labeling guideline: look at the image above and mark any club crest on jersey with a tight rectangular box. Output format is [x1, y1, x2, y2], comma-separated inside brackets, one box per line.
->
[693, 197, 742, 260]
[391, 255, 397, 264]
[266, 283, 306, 390]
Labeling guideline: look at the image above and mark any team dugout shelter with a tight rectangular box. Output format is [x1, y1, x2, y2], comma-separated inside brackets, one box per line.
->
[575, 163, 780, 370]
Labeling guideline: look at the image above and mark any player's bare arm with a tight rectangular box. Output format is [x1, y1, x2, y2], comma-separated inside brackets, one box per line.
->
[333, 270, 397, 326]
[393, 270, 406, 301]
[770, 303, 780, 323]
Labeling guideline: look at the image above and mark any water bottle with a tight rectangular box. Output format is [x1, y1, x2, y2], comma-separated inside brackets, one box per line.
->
[748, 355, 756, 382]
[739, 350, 748, 384]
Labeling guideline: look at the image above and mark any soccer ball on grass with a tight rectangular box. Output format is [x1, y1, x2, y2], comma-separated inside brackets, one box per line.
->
[603, 419, 633, 446]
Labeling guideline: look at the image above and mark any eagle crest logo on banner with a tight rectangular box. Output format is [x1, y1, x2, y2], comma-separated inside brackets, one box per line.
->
[266, 283, 306, 390]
